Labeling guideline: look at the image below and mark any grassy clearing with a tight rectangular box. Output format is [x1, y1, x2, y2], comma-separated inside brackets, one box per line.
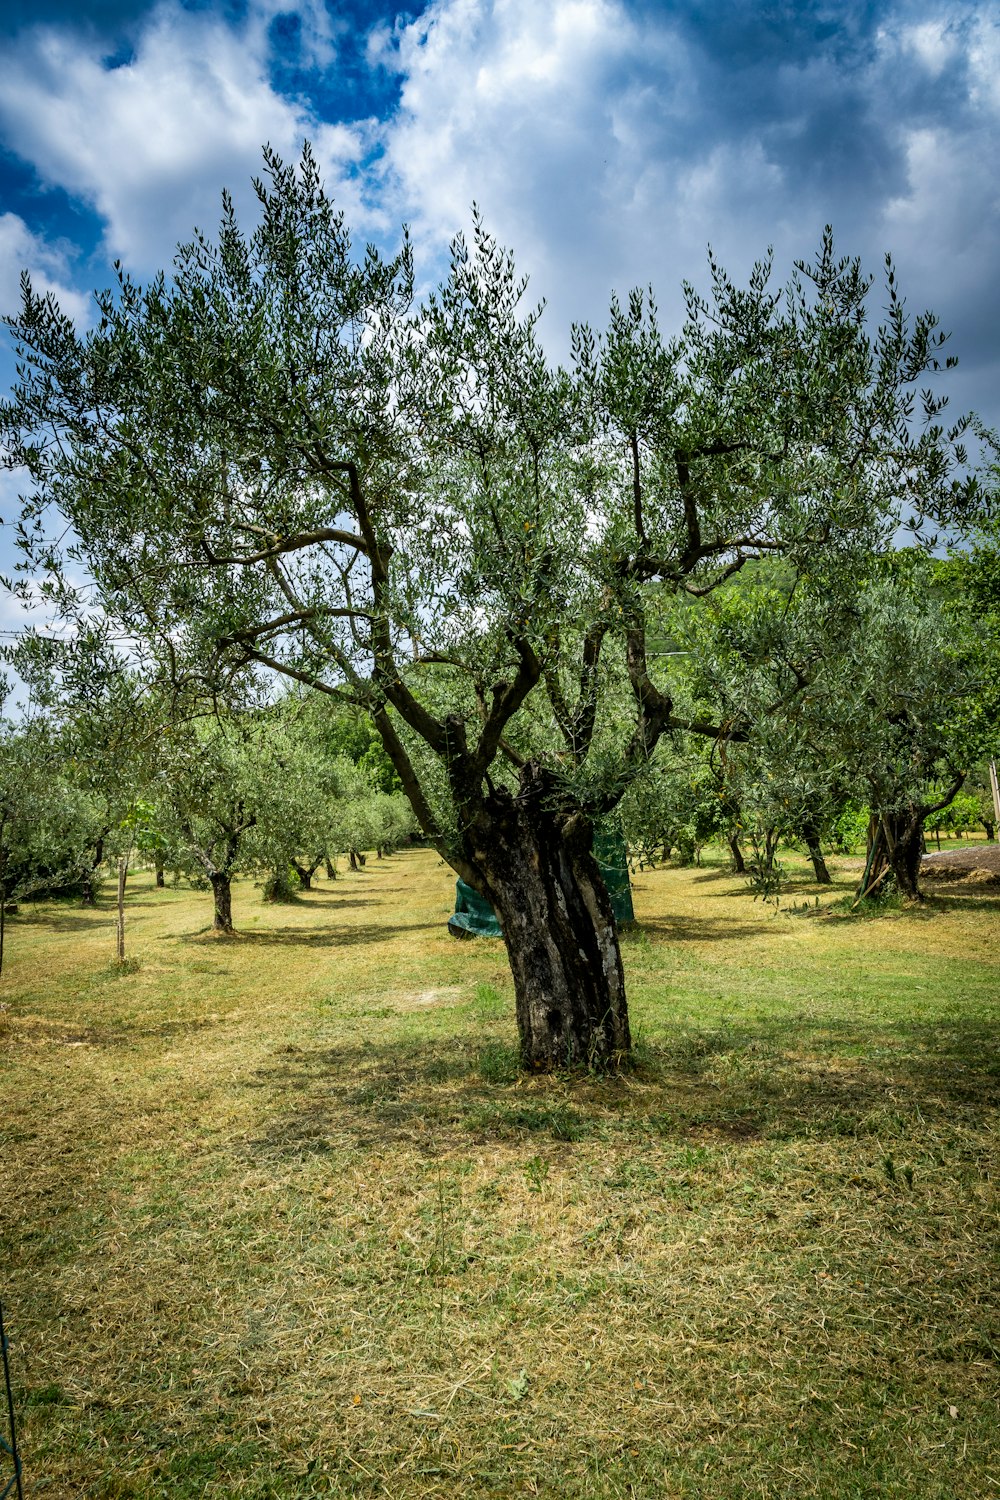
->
[2, 849, 998, 1498]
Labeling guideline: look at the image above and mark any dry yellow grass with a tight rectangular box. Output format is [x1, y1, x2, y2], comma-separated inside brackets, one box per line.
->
[2, 849, 998, 1497]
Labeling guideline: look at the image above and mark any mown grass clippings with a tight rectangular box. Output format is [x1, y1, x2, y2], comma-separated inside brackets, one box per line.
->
[1, 848, 998, 1497]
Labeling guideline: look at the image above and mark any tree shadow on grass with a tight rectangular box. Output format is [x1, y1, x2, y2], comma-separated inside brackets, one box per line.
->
[919, 890, 1000, 915]
[17, 910, 108, 933]
[177, 920, 441, 949]
[635, 916, 773, 943]
[689, 879, 854, 903]
[236, 1013, 999, 1161]
[256, 895, 376, 912]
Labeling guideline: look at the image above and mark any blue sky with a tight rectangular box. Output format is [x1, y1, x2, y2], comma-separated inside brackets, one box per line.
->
[1, 0, 998, 638]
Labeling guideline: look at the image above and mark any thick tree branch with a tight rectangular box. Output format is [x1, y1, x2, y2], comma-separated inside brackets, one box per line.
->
[218, 605, 373, 648]
[667, 712, 750, 742]
[570, 619, 608, 758]
[341, 462, 452, 758]
[922, 770, 965, 819]
[542, 663, 577, 752]
[675, 448, 702, 568]
[681, 557, 747, 595]
[236, 646, 359, 705]
[619, 617, 674, 777]
[473, 635, 542, 777]
[369, 704, 451, 856]
[200, 525, 368, 567]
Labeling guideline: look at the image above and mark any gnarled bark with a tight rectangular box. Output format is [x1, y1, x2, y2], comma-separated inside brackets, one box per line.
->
[856, 777, 964, 904]
[181, 814, 250, 933]
[463, 768, 630, 1072]
[857, 809, 924, 901]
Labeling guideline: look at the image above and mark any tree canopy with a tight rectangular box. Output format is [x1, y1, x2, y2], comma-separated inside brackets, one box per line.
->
[1, 145, 982, 1067]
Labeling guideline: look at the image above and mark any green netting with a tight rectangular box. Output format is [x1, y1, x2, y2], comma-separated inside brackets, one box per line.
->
[446, 824, 633, 938]
[448, 879, 503, 938]
[592, 827, 635, 924]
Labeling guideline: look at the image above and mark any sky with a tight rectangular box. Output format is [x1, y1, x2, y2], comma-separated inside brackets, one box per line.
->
[0, 0, 998, 642]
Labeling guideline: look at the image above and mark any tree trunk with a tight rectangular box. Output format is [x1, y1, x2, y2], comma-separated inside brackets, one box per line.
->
[324, 856, 337, 879]
[210, 872, 234, 933]
[857, 808, 924, 901]
[888, 813, 925, 899]
[81, 833, 105, 907]
[984, 820, 996, 843]
[466, 771, 630, 1071]
[292, 861, 312, 890]
[752, 826, 780, 875]
[348, 848, 358, 871]
[801, 821, 832, 884]
[727, 834, 746, 874]
[155, 854, 165, 888]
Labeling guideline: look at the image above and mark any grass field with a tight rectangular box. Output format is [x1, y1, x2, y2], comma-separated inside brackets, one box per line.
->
[2, 847, 998, 1498]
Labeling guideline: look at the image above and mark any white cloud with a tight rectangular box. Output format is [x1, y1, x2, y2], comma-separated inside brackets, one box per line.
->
[899, 18, 961, 76]
[375, 0, 896, 352]
[373, 0, 1000, 422]
[0, 0, 372, 274]
[968, 11, 1000, 112]
[378, 0, 709, 342]
[0, 213, 89, 325]
[0, 467, 58, 674]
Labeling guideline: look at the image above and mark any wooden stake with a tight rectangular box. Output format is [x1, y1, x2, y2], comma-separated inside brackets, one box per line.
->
[116, 857, 126, 961]
[851, 862, 892, 909]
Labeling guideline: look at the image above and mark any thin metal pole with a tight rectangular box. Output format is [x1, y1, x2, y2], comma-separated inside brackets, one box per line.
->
[0, 1303, 24, 1500]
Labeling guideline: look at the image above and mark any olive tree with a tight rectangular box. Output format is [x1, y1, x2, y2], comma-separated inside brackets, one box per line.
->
[0, 714, 116, 970]
[5, 630, 167, 901]
[2, 147, 977, 1067]
[154, 710, 359, 931]
[680, 565, 984, 900]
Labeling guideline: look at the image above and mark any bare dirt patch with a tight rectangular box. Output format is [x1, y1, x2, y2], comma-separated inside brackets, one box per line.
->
[391, 985, 463, 1011]
[922, 844, 1000, 882]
